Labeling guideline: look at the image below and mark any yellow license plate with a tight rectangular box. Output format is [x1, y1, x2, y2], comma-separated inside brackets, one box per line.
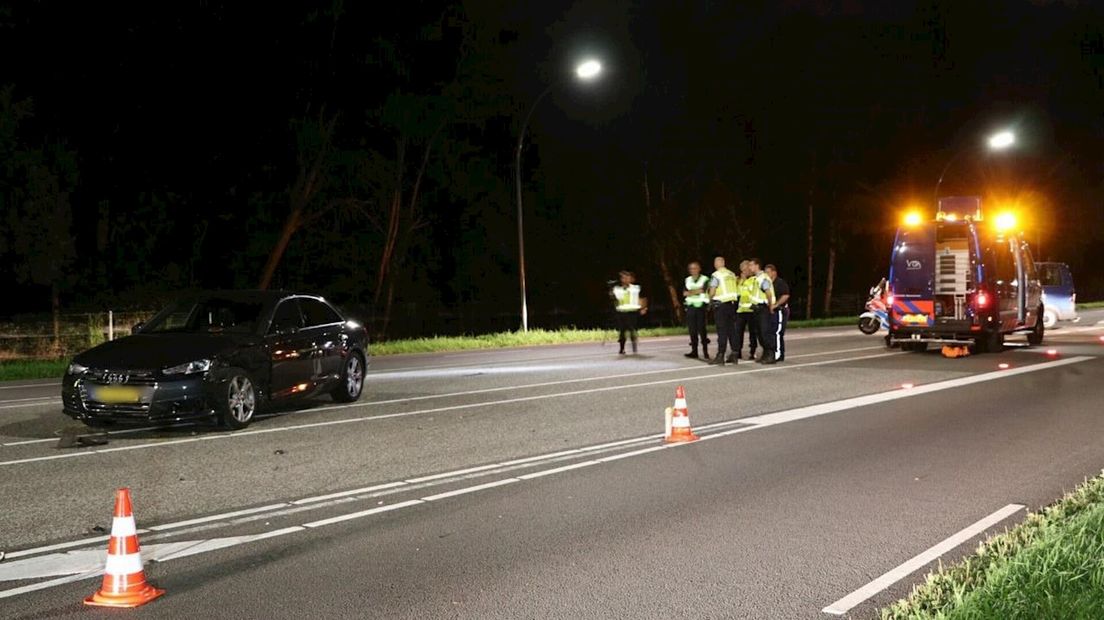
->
[92, 385, 142, 404]
[901, 313, 929, 326]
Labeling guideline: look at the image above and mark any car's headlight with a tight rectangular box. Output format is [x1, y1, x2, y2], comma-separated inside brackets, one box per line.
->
[163, 359, 212, 375]
[67, 362, 89, 376]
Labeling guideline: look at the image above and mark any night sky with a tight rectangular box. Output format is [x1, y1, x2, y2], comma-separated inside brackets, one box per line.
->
[2, 1, 1102, 335]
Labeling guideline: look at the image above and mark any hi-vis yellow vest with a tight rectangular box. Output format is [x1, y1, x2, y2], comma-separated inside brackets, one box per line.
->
[684, 275, 710, 307]
[711, 268, 740, 302]
[747, 272, 775, 306]
[738, 277, 758, 312]
[613, 284, 642, 312]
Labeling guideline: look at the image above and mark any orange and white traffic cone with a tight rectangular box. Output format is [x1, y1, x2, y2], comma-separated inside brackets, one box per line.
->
[665, 385, 699, 443]
[85, 488, 164, 608]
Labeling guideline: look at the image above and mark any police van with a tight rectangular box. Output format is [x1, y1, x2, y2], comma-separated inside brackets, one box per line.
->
[887, 196, 1045, 353]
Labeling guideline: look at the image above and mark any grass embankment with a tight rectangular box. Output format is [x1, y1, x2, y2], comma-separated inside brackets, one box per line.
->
[0, 358, 68, 382]
[0, 316, 857, 380]
[370, 316, 856, 356]
[882, 472, 1104, 619]
[1077, 300, 1104, 310]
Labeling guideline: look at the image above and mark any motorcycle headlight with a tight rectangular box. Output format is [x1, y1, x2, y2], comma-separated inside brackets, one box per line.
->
[163, 359, 212, 375]
[67, 362, 89, 376]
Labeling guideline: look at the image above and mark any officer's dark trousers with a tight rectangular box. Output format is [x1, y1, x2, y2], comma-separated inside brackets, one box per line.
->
[754, 304, 775, 358]
[616, 311, 639, 349]
[735, 310, 758, 357]
[686, 306, 709, 353]
[713, 301, 738, 356]
[772, 306, 789, 360]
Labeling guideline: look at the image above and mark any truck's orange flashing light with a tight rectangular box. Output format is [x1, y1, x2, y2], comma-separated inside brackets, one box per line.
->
[903, 211, 923, 226]
[994, 212, 1017, 232]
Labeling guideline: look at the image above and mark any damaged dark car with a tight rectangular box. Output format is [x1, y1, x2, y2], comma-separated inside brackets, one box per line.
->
[62, 291, 369, 429]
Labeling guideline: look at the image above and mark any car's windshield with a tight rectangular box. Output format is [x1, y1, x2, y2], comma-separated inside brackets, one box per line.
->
[142, 298, 264, 334]
[1037, 263, 1064, 287]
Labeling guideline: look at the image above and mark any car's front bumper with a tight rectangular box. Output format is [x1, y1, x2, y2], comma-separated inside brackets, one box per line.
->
[61, 373, 217, 425]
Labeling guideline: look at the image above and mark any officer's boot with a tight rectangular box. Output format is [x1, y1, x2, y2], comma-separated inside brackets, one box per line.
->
[762, 351, 777, 365]
[726, 352, 738, 365]
[631, 337, 638, 354]
[618, 340, 626, 355]
[685, 342, 698, 359]
[702, 342, 710, 360]
[708, 352, 726, 366]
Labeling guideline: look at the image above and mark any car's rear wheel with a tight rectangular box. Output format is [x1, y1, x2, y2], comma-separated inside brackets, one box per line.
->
[332, 352, 365, 403]
[1042, 308, 1058, 329]
[219, 373, 257, 430]
[1027, 307, 1045, 346]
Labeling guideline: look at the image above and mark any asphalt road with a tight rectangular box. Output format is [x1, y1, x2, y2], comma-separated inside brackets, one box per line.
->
[2, 312, 1104, 618]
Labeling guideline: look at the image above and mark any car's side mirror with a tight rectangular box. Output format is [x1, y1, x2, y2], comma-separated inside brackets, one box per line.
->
[131, 321, 145, 335]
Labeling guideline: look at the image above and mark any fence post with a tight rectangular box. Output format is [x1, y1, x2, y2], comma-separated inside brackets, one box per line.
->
[108, 310, 114, 341]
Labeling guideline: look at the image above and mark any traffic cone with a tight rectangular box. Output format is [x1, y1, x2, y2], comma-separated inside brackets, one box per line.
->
[665, 385, 699, 443]
[85, 488, 164, 608]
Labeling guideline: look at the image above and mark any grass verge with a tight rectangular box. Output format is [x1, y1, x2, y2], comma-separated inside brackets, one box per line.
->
[882, 471, 1104, 619]
[0, 358, 68, 382]
[0, 316, 858, 379]
[1076, 300, 1104, 310]
[370, 316, 856, 356]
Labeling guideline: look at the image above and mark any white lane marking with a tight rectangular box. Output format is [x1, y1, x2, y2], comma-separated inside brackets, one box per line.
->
[0, 350, 900, 467]
[146, 503, 288, 531]
[0, 357, 1088, 596]
[0, 400, 61, 411]
[0, 396, 59, 404]
[302, 500, 424, 528]
[420, 478, 521, 502]
[2, 424, 191, 448]
[291, 482, 408, 505]
[822, 504, 1026, 615]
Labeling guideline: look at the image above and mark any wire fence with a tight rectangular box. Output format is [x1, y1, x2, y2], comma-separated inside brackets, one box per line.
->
[0, 312, 155, 360]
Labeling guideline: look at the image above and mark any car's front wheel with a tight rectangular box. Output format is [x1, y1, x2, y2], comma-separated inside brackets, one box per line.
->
[332, 352, 365, 403]
[218, 373, 257, 430]
[1042, 307, 1058, 330]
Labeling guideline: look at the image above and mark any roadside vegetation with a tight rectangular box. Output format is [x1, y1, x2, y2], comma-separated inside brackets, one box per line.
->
[0, 317, 856, 380]
[1077, 300, 1104, 310]
[882, 472, 1104, 619]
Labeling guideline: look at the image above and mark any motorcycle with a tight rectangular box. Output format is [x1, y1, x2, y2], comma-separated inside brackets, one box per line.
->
[859, 278, 889, 335]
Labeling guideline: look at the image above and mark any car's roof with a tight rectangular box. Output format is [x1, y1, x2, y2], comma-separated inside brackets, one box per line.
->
[191, 290, 325, 304]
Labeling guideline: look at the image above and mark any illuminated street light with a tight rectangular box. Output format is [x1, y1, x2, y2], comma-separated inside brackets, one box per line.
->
[934, 128, 1018, 203]
[514, 58, 605, 332]
[575, 59, 602, 80]
[987, 130, 1015, 150]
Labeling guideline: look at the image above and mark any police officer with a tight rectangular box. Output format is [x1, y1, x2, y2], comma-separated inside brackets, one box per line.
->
[765, 264, 791, 362]
[683, 261, 711, 359]
[707, 256, 740, 365]
[734, 260, 759, 360]
[611, 270, 647, 355]
[748, 258, 777, 364]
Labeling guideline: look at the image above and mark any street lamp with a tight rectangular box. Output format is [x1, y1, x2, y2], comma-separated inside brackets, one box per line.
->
[934, 129, 1017, 203]
[514, 58, 603, 332]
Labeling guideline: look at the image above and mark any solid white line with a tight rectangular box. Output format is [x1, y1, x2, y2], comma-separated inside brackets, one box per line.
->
[147, 503, 289, 531]
[0, 570, 101, 599]
[0, 399, 61, 411]
[2, 424, 190, 447]
[517, 460, 601, 480]
[822, 503, 1025, 615]
[0, 350, 899, 467]
[301, 499, 424, 528]
[420, 478, 521, 501]
[0, 396, 59, 404]
[291, 482, 407, 505]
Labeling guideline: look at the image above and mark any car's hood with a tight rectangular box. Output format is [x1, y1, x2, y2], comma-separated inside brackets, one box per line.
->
[73, 333, 258, 371]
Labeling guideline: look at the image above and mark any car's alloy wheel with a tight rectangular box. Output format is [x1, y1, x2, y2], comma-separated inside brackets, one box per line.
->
[227, 376, 256, 426]
[345, 356, 363, 398]
[332, 353, 365, 403]
[1043, 308, 1058, 329]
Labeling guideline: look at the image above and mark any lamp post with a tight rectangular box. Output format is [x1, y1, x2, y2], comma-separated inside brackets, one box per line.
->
[933, 129, 1016, 204]
[514, 59, 603, 332]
